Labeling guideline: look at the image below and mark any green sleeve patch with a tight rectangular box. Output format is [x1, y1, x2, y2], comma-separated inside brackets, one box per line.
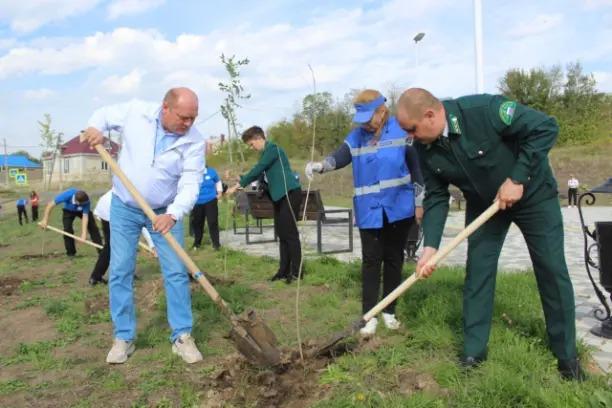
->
[499, 101, 516, 125]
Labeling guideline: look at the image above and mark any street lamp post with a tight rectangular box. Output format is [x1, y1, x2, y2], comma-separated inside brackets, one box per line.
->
[413, 32, 426, 72]
[473, 0, 484, 93]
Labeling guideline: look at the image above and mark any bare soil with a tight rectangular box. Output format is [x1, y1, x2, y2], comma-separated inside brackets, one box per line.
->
[0, 307, 57, 355]
[0, 276, 23, 296]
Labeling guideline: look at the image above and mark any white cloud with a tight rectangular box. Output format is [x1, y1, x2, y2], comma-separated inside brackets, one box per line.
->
[0, 0, 101, 33]
[100, 68, 144, 94]
[0, 37, 17, 50]
[507, 13, 564, 38]
[22, 88, 55, 100]
[2, 0, 612, 159]
[583, 0, 612, 9]
[593, 71, 612, 92]
[107, 0, 165, 20]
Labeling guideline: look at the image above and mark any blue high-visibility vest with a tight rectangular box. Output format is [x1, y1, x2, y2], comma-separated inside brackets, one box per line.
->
[345, 116, 415, 229]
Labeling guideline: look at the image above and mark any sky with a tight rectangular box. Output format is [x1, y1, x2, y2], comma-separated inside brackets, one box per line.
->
[1, 0, 612, 157]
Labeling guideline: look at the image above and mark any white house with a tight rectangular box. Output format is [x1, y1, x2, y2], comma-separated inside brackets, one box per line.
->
[41, 135, 120, 183]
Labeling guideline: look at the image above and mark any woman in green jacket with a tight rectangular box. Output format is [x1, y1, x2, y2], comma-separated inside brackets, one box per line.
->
[227, 126, 302, 283]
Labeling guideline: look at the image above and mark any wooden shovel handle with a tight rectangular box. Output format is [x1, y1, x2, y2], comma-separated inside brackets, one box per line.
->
[84, 139, 229, 314]
[39, 223, 103, 250]
[362, 200, 500, 322]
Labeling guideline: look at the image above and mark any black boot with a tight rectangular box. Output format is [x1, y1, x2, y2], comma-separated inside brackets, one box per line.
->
[460, 351, 487, 369]
[269, 271, 286, 282]
[558, 358, 587, 381]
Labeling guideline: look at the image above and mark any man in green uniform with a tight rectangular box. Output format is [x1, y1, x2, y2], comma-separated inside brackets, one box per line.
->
[396, 88, 585, 381]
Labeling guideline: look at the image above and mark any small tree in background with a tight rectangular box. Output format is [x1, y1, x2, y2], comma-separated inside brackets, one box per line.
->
[38, 113, 63, 190]
[219, 54, 250, 164]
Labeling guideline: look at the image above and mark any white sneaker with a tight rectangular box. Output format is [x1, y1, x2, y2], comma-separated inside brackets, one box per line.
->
[172, 333, 203, 363]
[360, 317, 378, 337]
[106, 339, 135, 364]
[382, 313, 401, 330]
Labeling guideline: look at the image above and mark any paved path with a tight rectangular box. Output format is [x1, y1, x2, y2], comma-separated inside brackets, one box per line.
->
[222, 205, 612, 372]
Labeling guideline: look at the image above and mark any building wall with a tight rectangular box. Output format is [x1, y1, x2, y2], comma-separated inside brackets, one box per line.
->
[42, 154, 113, 183]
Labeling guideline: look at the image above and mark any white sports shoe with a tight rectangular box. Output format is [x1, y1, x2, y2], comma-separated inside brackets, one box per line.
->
[106, 339, 135, 364]
[360, 317, 378, 337]
[172, 333, 203, 363]
[382, 313, 401, 330]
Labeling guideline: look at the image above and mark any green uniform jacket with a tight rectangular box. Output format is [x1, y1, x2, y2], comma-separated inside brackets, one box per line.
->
[416, 94, 560, 249]
[239, 140, 301, 202]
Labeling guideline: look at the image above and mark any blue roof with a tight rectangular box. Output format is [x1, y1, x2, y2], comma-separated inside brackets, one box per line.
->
[1, 155, 42, 169]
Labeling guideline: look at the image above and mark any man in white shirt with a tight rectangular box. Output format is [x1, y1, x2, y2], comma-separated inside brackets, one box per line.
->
[567, 175, 579, 208]
[89, 190, 156, 286]
[82, 88, 205, 365]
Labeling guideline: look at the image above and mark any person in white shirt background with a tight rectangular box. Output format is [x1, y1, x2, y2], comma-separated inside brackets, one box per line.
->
[82, 87, 205, 365]
[89, 190, 157, 286]
[567, 174, 580, 208]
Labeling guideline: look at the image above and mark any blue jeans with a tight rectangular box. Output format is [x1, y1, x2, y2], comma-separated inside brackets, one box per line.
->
[109, 194, 192, 342]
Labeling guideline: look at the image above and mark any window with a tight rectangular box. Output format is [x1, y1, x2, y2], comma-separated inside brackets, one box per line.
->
[63, 158, 69, 173]
[101, 161, 108, 170]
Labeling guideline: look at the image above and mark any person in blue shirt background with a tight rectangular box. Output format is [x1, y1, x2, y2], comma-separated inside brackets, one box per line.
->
[191, 166, 223, 250]
[16, 198, 28, 225]
[40, 188, 102, 257]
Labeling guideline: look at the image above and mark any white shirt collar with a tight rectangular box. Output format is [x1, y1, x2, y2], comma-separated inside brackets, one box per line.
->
[442, 121, 449, 138]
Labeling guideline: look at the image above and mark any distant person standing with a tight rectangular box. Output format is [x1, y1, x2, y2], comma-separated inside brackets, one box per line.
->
[191, 166, 223, 251]
[567, 175, 579, 208]
[30, 191, 40, 221]
[16, 198, 28, 225]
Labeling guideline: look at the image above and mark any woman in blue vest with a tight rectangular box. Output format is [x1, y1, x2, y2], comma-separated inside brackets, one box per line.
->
[306, 89, 424, 336]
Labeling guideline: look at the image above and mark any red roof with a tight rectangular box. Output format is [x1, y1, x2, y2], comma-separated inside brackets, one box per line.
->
[61, 135, 120, 156]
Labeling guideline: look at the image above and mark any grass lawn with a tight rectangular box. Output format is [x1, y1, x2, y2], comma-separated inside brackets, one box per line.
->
[1, 208, 611, 408]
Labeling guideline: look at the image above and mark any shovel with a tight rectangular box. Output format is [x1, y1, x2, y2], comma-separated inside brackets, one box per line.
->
[38, 223, 103, 249]
[83, 136, 281, 367]
[38, 223, 155, 255]
[311, 200, 501, 357]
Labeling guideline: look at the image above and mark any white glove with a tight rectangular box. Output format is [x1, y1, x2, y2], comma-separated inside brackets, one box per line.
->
[305, 162, 323, 181]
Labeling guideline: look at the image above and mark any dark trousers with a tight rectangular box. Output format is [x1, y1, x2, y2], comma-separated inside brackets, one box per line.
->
[274, 189, 302, 278]
[568, 188, 578, 206]
[359, 214, 412, 315]
[62, 209, 102, 256]
[17, 205, 28, 225]
[463, 196, 577, 361]
[405, 221, 421, 259]
[31, 205, 39, 221]
[91, 220, 110, 281]
[191, 199, 220, 248]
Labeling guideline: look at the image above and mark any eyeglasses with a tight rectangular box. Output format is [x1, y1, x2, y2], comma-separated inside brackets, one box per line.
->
[172, 109, 196, 124]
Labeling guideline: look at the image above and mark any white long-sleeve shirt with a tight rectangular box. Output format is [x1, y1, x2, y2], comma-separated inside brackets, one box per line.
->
[568, 177, 579, 189]
[94, 190, 155, 249]
[87, 99, 205, 220]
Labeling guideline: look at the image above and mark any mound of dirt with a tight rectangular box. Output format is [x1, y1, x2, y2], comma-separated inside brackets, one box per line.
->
[202, 351, 334, 408]
[0, 277, 23, 296]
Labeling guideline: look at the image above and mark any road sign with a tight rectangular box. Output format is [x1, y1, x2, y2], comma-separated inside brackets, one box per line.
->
[14, 173, 27, 185]
[8, 168, 18, 178]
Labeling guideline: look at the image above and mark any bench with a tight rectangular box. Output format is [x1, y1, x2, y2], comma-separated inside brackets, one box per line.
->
[232, 190, 277, 244]
[449, 189, 465, 210]
[232, 190, 354, 254]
